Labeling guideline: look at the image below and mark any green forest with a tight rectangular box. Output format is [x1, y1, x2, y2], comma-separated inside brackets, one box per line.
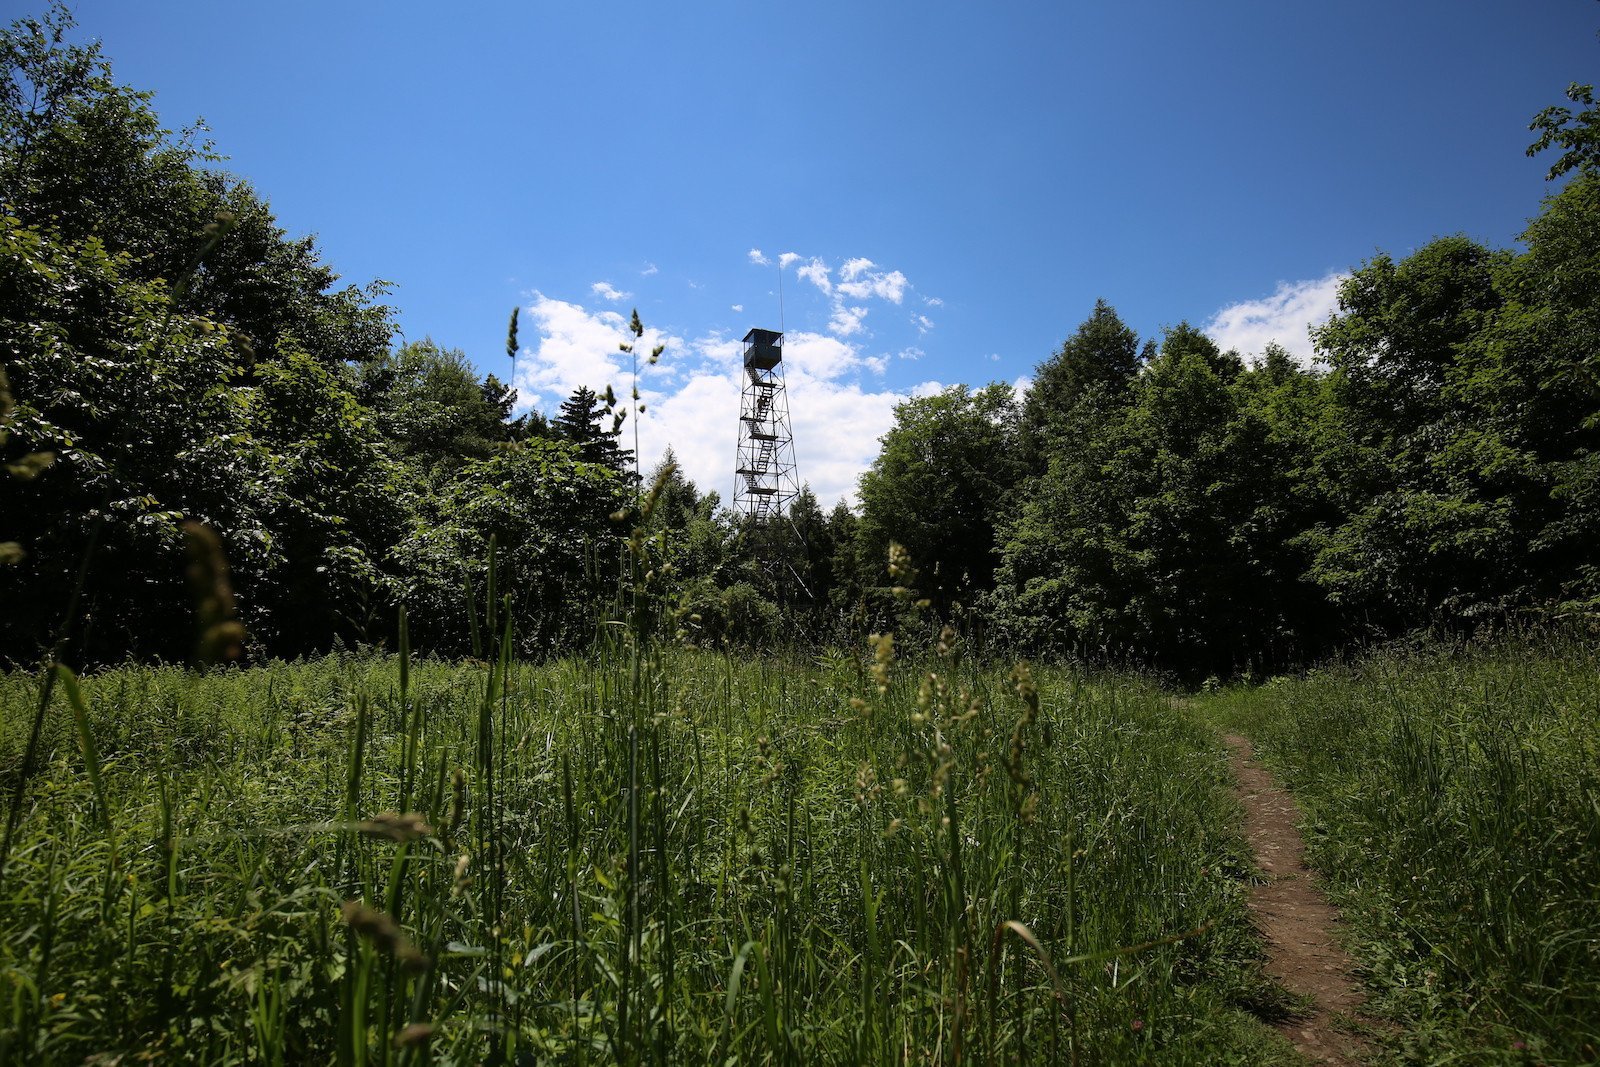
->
[3, 8, 1600, 677]
[2, 6, 1598, 1065]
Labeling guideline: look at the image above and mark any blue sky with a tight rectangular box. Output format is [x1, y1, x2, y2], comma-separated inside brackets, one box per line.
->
[63, 0, 1599, 504]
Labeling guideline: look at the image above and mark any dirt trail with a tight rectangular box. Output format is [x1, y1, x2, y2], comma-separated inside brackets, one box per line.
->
[1223, 733, 1379, 1066]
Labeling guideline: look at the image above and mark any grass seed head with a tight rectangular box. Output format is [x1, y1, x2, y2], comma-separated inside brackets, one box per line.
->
[340, 901, 429, 972]
[393, 1023, 434, 1049]
[356, 811, 433, 842]
[868, 632, 895, 694]
[4, 450, 54, 480]
[182, 520, 245, 664]
[450, 768, 467, 833]
[887, 541, 914, 582]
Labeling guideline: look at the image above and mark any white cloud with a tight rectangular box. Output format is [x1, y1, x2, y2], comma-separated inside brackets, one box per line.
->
[783, 331, 870, 379]
[987, 353, 1001, 362]
[923, 296, 944, 307]
[772, 251, 920, 340]
[1205, 272, 1346, 365]
[731, 304, 744, 313]
[916, 315, 935, 334]
[796, 257, 833, 295]
[840, 257, 875, 281]
[641, 262, 659, 276]
[513, 298, 938, 505]
[513, 293, 673, 410]
[837, 267, 908, 304]
[590, 281, 630, 302]
[829, 304, 869, 337]
[748, 248, 770, 266]
[898, 346, 924, 361]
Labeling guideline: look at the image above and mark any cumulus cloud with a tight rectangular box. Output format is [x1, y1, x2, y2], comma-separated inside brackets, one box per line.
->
[840, 257, 875, 281]
[829, 304, 869, 337]
[898, 346, 925, 361]
[641, 262, 659, 276]
[748, 248, 770, 266]
[731, 304, 744, 313]
[796, 258, 833, 295]
[513, 297, 938, 505]
[770, 250, 922, 340]
[830, 256, 909, 304]
[916, 315, 935, 334]
[923, 296, 944, 307]
[783, 331, 871, 379]
[590, 281, 630, 302]
[841, 271, 908, 304]
[1205, 272, 1346, 365]
[513, 293, 673, 410]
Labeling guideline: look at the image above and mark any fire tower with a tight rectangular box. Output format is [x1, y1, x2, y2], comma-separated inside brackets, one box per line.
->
[733, 328, 800, 522]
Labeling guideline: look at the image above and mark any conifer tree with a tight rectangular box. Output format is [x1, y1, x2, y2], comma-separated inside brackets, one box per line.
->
[554, 385, 631, 473]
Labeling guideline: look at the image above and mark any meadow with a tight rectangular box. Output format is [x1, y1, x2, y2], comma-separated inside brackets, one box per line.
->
[0, 628, 1295, 1065]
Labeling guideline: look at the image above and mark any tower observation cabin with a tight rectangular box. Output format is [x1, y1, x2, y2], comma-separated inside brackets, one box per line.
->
[733, 328, 801, 522]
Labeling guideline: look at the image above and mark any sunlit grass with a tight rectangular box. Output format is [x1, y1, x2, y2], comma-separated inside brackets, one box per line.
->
[1203, 630, 1600, 1064]
[0, 638, 1290, 1064]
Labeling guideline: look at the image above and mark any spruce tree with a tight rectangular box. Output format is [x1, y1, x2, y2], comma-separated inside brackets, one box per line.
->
[554, 385, 631, 473]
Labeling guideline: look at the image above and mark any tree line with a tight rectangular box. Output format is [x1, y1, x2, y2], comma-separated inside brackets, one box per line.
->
[3, 5, 1596, 677]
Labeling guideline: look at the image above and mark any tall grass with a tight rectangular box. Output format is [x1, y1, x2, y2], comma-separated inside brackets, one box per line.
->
[1205, 629, 1600, 1064]
[0, 630, 1291, 1063]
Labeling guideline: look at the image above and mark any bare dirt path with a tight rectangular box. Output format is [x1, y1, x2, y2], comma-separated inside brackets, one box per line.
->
[1223, 733, 1380, 1066]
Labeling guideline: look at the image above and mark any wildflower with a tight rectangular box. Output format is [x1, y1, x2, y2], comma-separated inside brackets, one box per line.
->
[1131, 1019, 1144, 1033]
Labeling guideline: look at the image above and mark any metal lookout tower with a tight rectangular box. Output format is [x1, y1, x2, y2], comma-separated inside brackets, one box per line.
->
[733, 328, 801, 522]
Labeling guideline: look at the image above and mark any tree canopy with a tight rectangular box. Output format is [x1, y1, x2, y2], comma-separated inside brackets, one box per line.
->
[4, 3, 1598, 675]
